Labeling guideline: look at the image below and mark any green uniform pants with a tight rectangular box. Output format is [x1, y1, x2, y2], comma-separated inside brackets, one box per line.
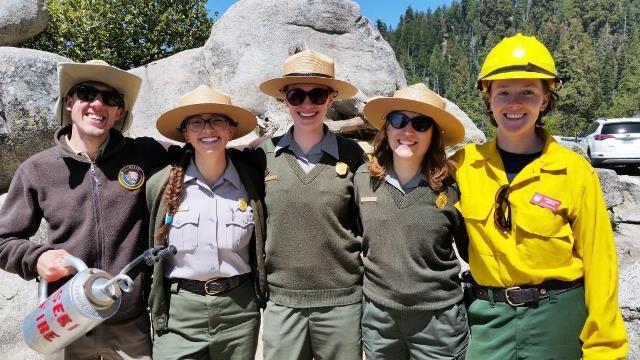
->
[362, 297, 469, 360]
[152, 280, 260, 360]
[467, 286, 587, 360]
[262, 301, 362, 360]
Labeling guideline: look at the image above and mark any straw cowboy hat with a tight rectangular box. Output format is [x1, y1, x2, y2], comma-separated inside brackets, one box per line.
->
[55, 60, 142, 133]
[156, 85, 257, 142]
[259, 50, 358, 100]
[364, 83, 465, 146]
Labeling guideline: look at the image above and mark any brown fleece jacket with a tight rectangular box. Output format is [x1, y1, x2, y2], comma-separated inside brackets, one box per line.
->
[0, 125, 170, 323]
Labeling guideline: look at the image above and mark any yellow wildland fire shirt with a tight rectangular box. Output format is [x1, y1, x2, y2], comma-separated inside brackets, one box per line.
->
[453, 132, 628, 359]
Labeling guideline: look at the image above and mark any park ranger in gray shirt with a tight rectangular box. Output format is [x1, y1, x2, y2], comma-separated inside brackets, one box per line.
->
[146, 85, 265, 360]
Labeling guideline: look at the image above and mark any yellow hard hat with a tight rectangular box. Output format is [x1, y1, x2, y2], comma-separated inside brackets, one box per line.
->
[477, 33, 562, 92]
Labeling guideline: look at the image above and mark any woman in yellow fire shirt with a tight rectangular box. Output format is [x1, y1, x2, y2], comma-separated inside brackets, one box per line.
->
[454, 33, 628, 360]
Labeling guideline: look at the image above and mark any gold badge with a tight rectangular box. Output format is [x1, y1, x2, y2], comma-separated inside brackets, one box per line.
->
[118, 165, 144, 190]
[435, 192, 448, 208]
[238, 198, 248, 212]
[265, 174, 278, 181]
[336, 162, 348, 177]
[366, 153, 374, 163]
[360, 196, 377, 203]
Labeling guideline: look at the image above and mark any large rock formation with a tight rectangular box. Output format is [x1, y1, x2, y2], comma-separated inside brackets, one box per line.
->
[0, 0, 48, 46]
[0, 48, 70, 192]
[128, 0, 407, 141]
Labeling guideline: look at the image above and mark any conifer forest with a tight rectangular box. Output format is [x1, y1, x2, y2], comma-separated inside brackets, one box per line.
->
[378, 0, 640, 137]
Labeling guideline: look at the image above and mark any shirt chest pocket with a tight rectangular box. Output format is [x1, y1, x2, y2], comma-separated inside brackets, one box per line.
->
[169, 211, 200, 251]
[225, 209, 255, 250]
[515, 208, 574, 268]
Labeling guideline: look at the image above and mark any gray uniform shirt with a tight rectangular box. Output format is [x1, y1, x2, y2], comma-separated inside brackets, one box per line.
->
[165, 158, 254, 281]
[385, 168, 427, 195]
[275, 126, 339, 172]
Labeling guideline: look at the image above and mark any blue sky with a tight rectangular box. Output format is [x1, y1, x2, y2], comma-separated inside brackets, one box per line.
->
[206, 1, 455, 29]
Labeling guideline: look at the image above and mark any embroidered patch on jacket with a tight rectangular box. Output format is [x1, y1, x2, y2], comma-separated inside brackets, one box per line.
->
[118, 165, 145, 190]
[435, 192, 448, 208]
[336, 162, 349, 177]
[530, 192, 561, 212]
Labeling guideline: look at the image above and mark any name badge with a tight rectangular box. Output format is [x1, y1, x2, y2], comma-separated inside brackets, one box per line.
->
[530, 192, 561, 212]
[265, 174, 278, 181]
[360, 196, 377, 203]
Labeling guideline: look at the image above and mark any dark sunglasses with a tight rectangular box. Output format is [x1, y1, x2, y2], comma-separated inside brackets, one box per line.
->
[494, 184, 512, 231]
[386, 111, 435, 132]
[74, 84, 125, 107]
[285, 88, 332, 106]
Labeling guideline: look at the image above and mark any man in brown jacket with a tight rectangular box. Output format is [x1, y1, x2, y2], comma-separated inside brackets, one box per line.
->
[0, 60, 172, 359]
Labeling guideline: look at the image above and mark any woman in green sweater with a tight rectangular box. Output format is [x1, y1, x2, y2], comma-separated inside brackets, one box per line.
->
[145, 85, 267, 359]
[357, 83, 469, 359]
[254, 49, 365, 360]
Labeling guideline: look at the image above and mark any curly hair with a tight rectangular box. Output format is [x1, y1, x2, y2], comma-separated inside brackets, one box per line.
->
[368, 122, 456, 192]
[154, 145, 193, 246]
[482, 79, 559, 128]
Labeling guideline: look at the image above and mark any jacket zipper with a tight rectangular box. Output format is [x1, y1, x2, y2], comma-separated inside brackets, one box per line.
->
[90, 162, 105, 270]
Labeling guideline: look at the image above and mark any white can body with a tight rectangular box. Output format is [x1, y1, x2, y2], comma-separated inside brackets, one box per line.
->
[22, 269, 121, 354]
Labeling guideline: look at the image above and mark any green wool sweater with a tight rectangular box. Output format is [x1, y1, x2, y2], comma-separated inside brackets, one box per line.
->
[255, 134, 365, 308]
[354, 164, 468, 311]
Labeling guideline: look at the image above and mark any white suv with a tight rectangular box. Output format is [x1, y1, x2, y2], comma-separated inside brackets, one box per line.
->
[580, 118, 640, 168]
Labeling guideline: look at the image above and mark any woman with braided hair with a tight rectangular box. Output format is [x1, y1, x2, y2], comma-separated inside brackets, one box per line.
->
[145, 85, 267, 359]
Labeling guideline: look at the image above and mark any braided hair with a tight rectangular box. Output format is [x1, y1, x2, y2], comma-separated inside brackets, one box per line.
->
[154, 144, 194, 245]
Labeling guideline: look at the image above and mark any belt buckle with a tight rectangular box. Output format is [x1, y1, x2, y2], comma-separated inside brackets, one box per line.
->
[204, 278, 226, 295]
[505, 286, 524, 306]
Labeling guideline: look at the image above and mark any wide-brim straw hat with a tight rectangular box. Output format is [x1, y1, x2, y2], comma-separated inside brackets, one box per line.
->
[364, 83, 465, 146]
[259, 50, 358, 100]
[156, 85, 257, 142]
[54, 60, 142, 133]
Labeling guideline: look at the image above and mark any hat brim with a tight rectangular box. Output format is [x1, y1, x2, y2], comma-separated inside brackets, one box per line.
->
[156, 103, 257, 142]
[55, 62, 142, 133]
[478, 72, 560, 91]
[259, 76, 358, 100]
[363, 97, 465, 146]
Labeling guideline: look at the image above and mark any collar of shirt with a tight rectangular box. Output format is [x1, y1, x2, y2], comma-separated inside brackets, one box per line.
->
[183, 156, 242, 191]
[385, 168, 427, 195]
[274, 124, 340, 160]
[64, 133, 110, 161]
[466, 130, 567, 185]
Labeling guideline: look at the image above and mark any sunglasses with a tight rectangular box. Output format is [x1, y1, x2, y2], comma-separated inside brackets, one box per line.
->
[73, 84, 125, 107]
[494, 184, 512, 231]
[386, 111, 435, 132]
[284, 88, 332, 106]
[181, 115, 236, 132]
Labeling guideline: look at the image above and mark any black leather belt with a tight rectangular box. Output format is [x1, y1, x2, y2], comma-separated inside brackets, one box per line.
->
[474, 278, 584, 307]
[171, 273, 250, 296]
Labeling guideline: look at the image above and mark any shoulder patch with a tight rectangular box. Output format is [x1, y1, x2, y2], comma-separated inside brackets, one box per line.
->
[118, 164, 145, 190]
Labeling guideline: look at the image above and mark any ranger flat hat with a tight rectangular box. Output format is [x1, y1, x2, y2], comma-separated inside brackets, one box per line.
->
[156, 85, 257, 142]
[364, 83, 465, 146]
[259, 50, 358, 100]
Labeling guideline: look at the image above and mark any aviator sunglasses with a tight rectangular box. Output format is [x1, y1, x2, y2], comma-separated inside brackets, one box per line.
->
[284, 87, 332, 106]
[73, 84, 125, 107]
[386, 111, 435, 132]
[494, 184, 512, 231]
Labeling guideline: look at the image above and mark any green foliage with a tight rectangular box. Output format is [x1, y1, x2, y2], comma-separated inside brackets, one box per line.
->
[382, 0, 640, 137]
[22, 0, 213, 69]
